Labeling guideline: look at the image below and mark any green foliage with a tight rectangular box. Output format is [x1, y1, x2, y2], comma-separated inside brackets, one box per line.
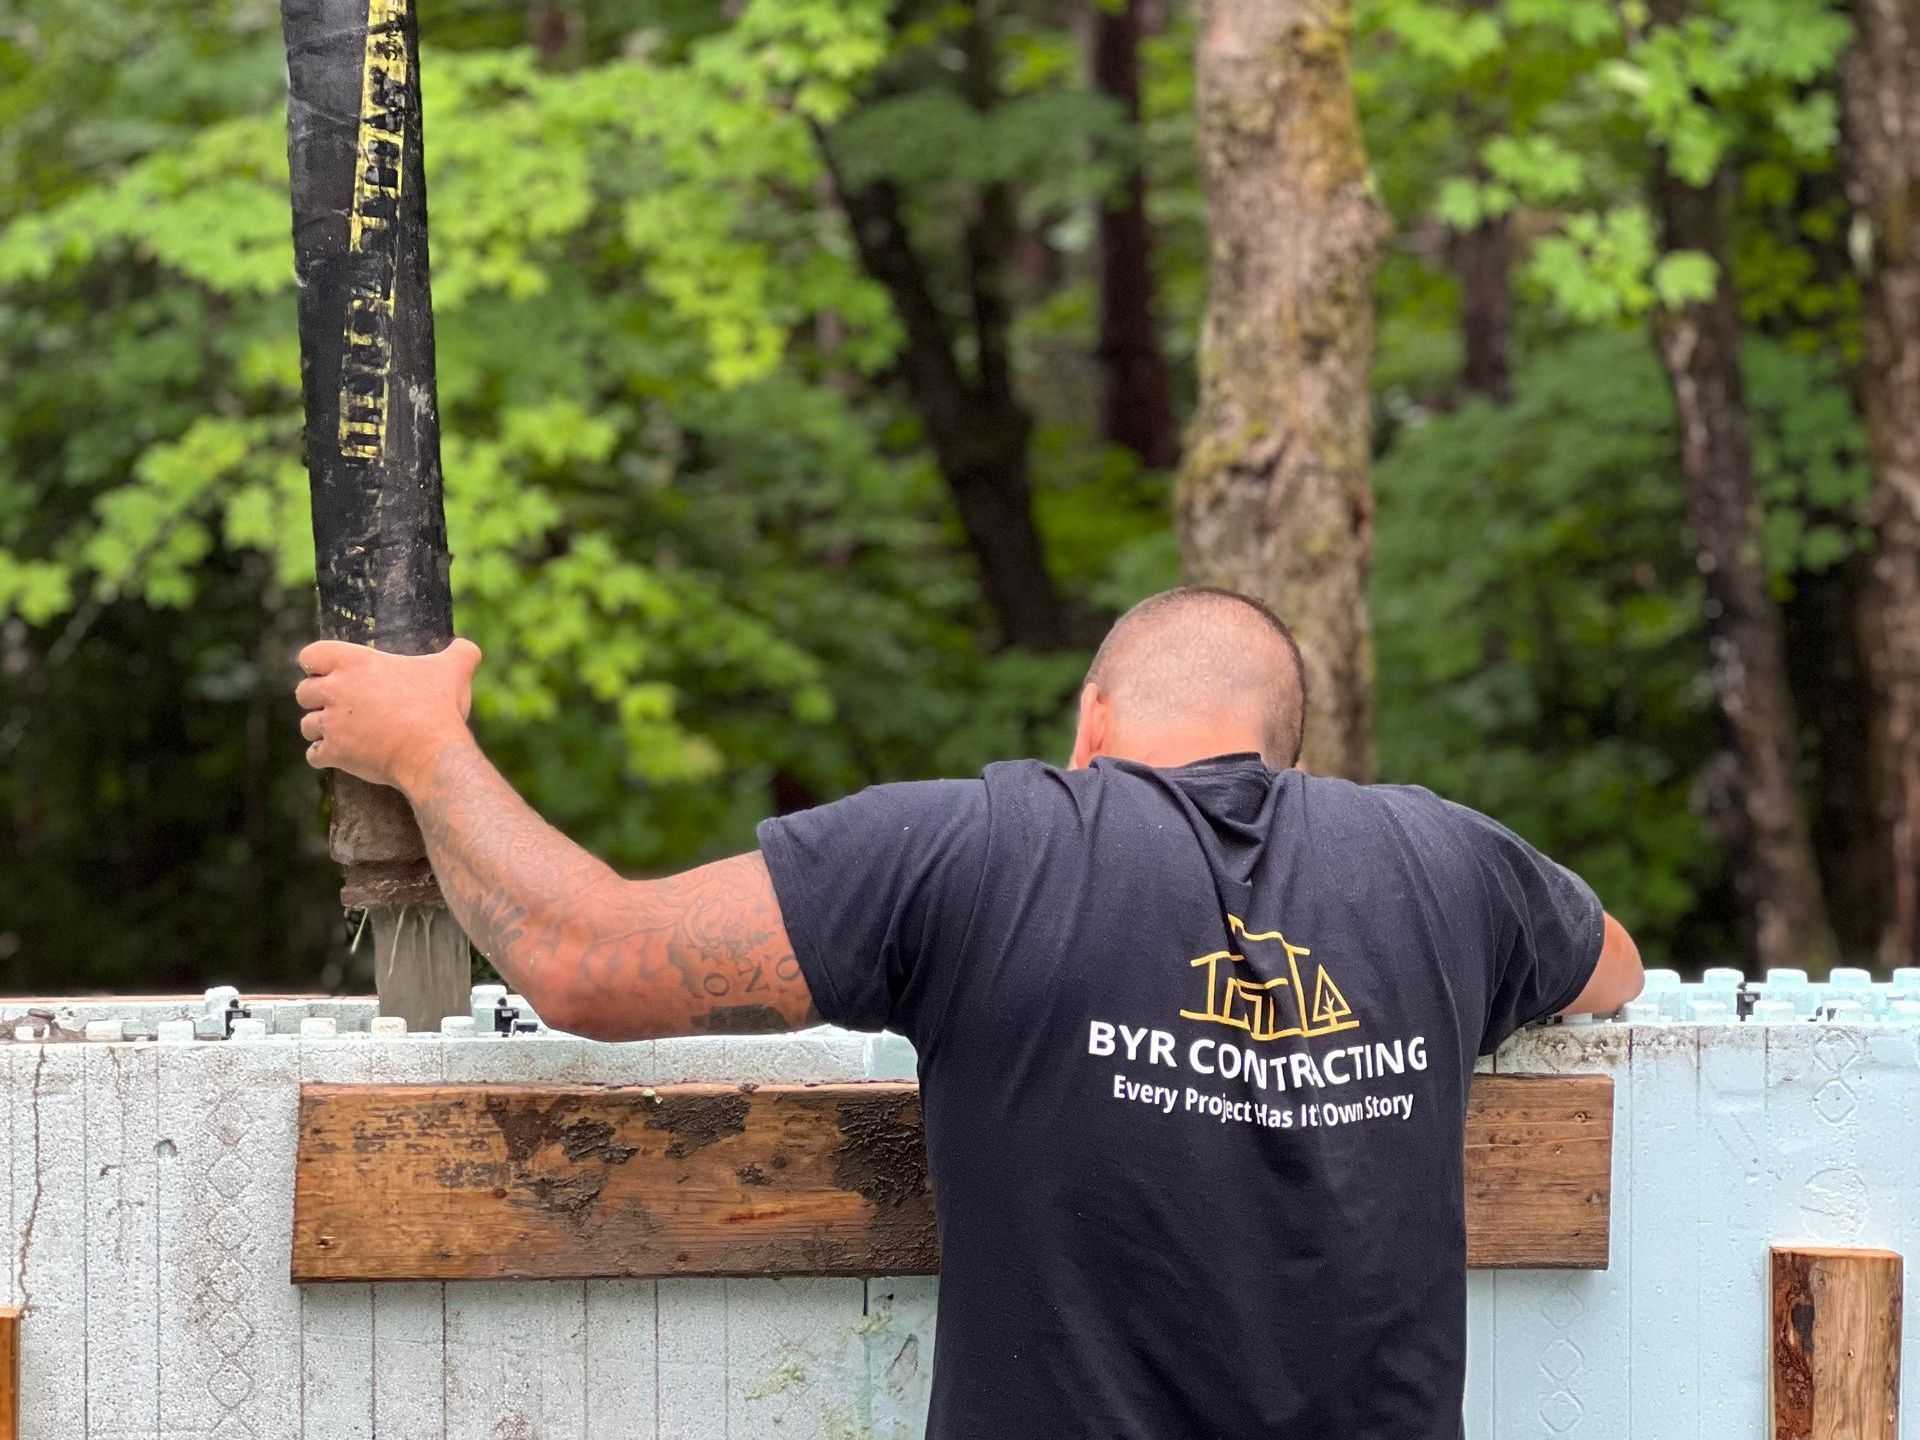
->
[1374, 332, 1868, 956]
[1375, 333, 1719, 950]
[0, 0, 1881, 985]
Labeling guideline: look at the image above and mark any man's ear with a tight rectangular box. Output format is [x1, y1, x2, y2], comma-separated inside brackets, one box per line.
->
[1069, 683, 1109, 769]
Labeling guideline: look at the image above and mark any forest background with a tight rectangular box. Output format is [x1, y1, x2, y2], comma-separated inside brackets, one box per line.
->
[1, 0, 1913, 991]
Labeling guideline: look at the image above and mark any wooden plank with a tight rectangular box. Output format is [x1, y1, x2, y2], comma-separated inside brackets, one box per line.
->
[294, 1074, 1613, 1284]
[0, 1307, 17, 1440]
[1770, 1245, 1902, 1440]
[1464, 1074, 1613, 1269]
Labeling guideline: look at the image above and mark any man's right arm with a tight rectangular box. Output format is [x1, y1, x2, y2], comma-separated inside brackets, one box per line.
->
[295, 638, 818, 1041]
[401, 732, 820, 1041]
[1559, 911, 1644, 1016]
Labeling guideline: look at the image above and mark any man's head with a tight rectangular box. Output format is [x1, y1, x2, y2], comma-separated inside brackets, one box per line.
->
[1070, 587, 1307, 771]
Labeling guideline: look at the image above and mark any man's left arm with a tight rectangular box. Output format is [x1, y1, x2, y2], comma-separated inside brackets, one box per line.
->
[296, 638, 817, 1041]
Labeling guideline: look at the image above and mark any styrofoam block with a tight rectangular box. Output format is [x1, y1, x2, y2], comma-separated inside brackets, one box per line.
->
[1626, 1025, 1701, 1434]
[866, 1277, 938, 1440]
[653, 1036, 737, 1084]
[1463, 1272, 1493, 1440]
[725, 1278, 869, 1440]
[373, 1284, 448, 1438]
[157, 1036, 301, 1438]
[446, 1280, 588, 1440]
[83, 1042, 161, 1437]
[16, 1044, 84, 1439]
[866, 1032, 919, 1082]
[658, 1280, 730, 1440]
[441, 1035, 655, 1086]
[737, 1282, 851, 1430]
[1696, 1020, 1770, 1437]
[1499, 1023, 1626, 1076]
[723, 1031, 869, 1084]
[585, 1280, 659, 1439]
[304, 1286, 375, 1440]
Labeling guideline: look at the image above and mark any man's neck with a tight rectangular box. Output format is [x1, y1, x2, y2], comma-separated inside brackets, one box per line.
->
[1099, 733, 1271, 770]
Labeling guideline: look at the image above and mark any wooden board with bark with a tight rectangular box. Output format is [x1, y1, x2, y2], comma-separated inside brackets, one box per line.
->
[291, 1074, 1612, 1283]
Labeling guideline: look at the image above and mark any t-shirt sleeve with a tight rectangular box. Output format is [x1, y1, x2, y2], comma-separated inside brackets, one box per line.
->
[1442, 800, 1606, 1054]
[755, 779, 991, 1036]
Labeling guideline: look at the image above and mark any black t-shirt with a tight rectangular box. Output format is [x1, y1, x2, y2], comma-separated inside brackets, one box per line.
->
[757, 754, 1603, 1440]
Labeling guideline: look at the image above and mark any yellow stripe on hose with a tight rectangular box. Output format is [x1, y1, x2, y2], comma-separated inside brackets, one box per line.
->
[337, 0, 410, 463]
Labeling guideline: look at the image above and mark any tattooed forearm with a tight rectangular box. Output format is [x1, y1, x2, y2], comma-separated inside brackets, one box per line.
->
[401, 732, 819, 1040]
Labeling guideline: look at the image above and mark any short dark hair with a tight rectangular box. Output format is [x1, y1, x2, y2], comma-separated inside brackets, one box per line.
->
[1086, 586, 1309, 766]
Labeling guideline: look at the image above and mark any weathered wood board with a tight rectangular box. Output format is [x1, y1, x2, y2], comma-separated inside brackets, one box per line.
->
[293, 1074, 1612, 1283]
[1771, 1245, 1903, 1439]
[0, 1306, 17, 1440]
[1464, 1071, 1612, 1268]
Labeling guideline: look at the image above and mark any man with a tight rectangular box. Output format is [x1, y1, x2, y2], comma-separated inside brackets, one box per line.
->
[296, 585, 1642, 1438]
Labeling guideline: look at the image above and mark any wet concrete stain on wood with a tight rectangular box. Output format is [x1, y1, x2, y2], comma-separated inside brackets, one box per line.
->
[474, 1092, 646, 1227]
[557, 1116, 636, 1165]
[830, 1091, 938, 1273]
[645, 1092, 750, 1159]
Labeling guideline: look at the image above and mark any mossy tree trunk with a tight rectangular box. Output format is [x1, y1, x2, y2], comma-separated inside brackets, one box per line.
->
[1842, 0, 1920, 965]
[1175, 0, 1388, 779]
[1649, 153, 1840, 970]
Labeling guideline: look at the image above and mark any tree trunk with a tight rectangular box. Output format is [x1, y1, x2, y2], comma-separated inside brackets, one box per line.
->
[1453, 213, 1513, 403]
[815, 0, 1076, 654]
[1841, 0, 1920, 966]
[530, 0, 581, 67]
[1175, 0, 1388, 780]
[1786, 556, 1889, 959]
[1649, 161, 1841, 970]
[1092, 0, 1179, 469]
[824, 171, 1074, 653]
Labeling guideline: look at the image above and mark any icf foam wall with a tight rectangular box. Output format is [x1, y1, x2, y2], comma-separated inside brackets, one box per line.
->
[0, 977, 1915, 1439]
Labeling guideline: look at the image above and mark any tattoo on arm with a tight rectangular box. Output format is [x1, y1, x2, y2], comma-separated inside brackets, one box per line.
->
[571, 858, 821, 1036]
[406, 735, 819, 1039]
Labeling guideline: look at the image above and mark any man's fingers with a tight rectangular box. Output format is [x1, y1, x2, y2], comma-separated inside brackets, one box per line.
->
[300, 712, 325, 743]
[294, 676, 329, 710]
[305, 739, 330, 770]
[297, 639, 368, 676]
[445, 638, 482, 675]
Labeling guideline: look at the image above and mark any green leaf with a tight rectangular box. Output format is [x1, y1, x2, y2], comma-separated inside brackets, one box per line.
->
[1652, 250, 1719, 308]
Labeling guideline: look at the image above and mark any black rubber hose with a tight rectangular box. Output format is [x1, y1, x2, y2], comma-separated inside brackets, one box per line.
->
[281, 0, 453, 905]
[283, 0, 452, 657]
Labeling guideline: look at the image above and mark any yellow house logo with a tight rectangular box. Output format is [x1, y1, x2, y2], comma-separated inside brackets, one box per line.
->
[1180, 915, 1358, 1041]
